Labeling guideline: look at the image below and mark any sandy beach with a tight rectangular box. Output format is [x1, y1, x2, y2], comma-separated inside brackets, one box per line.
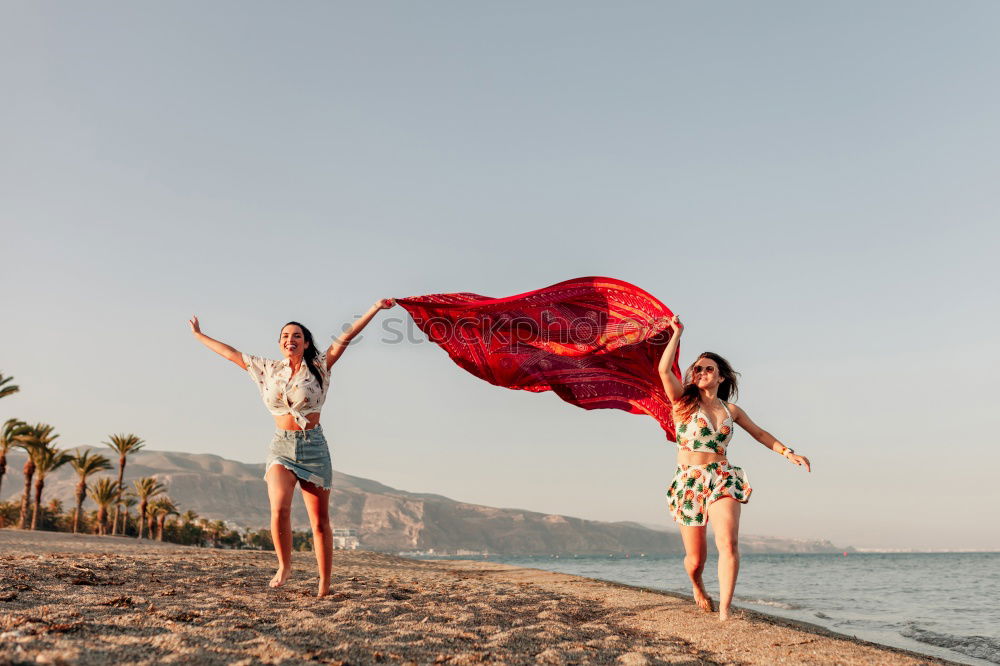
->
[0, 529, 952, 665]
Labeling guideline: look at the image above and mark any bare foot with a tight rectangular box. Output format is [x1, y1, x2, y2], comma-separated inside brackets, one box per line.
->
[269, 568, 290, 588]
[719, 606, 734, 621]
[692, 583, 714, 613]
[317, 580, 330, 597]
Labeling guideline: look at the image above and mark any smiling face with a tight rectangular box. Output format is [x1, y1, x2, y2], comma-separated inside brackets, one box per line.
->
[689, 356, 723, 391]
[279, 324, 308, 359]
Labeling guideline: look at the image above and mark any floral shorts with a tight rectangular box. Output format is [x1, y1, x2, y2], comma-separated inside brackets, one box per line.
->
[666, 460, 751, 527]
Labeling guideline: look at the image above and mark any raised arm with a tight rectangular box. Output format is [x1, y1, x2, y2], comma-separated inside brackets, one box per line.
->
[657, 315, 685, 401]
[188, 316, 246, 369]
[731, 405, 811, 472]
[325, 299, 395, 370]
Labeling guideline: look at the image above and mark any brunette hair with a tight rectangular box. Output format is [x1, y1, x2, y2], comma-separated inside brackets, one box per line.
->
[281, 322, 325, 388]
[674, 352, 740, 423]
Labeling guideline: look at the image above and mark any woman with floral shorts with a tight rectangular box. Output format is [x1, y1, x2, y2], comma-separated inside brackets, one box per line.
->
[657, 316, 811, 621]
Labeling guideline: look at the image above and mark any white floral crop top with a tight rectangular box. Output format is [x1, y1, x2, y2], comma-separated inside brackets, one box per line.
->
[242, 353, 330, 429]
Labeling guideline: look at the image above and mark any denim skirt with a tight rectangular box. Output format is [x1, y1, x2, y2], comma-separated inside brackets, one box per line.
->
[265, 425, 334, 490]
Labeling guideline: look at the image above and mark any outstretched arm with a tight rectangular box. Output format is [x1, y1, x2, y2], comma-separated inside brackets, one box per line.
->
[188, 316, 246, 369]
[731, 405, 811, 472]
[325, 299, 395, 370]
[657, 315, 685, 401]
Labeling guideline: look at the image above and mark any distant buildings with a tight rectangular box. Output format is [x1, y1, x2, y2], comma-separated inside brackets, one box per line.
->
[332, 528, 359, 550]
[223, 520, 247, 536]
[397, 548, 490, 558]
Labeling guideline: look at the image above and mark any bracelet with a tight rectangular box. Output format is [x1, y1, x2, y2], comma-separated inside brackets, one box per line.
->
[778, 445, 794, 458]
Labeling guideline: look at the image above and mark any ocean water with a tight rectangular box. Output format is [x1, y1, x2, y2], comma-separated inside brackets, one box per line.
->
[486, 553, 1000, 665]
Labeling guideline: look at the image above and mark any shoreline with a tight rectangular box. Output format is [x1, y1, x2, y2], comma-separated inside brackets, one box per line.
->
[1, 529, 958, 665]
[437, 557, 959, 665]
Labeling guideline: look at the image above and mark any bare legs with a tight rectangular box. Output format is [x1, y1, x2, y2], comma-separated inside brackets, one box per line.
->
[678, 498, 742, 621]
[300, 480, 333, 597]
[707, 498, 741, 621]
[264, 465, 333, 596]
[678, 524, 713, 612]
[265, 465, 296, 588]
[680, 525, 712, 613]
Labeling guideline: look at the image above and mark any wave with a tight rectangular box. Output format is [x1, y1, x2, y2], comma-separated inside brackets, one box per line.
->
[902, 625, 1000, 664]
[739, 597, 801, 610]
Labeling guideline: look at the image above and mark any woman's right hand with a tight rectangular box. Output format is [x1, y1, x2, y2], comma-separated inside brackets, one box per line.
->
[788, 453, 812, 473]
[668, 315, 683, 334]
[188, 315, 201, 335]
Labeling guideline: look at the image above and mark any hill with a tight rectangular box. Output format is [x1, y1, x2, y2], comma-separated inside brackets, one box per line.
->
[0, 449, 845, 555]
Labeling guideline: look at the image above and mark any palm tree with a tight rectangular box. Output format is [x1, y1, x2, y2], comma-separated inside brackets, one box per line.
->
[112, 497, 124, 534]
[149, 498, 179, 541]
[198, 517, 221, 548]
[30, 445, 71, 530]
[0, 373, 19, 400]
[211, 520, 227, 548]
[132, 477, 165, 540]
[178, 509, 200, 545]
[14, 423, 58, 529]
[146, 500, 161, 538]
[104, 433, 144, 535]
[0, 418, 28, 499]
[69, 449, 112, 533]
[161, 499, 179, 541]
[120, 495, 138, 536]
[88, 478, 119, 536]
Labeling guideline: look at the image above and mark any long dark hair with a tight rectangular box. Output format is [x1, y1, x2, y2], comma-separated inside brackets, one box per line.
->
[674, 351, 740, 423]
[281, 321, 325, 388]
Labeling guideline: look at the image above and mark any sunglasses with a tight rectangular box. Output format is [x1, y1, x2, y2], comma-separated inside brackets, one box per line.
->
[692, 365, 717, 374]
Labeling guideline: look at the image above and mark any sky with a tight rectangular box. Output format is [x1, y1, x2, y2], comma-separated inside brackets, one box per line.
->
[2, 1, 998, 550]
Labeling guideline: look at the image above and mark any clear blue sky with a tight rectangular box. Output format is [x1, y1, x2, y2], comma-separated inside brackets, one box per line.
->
[2, 1, 998, 549]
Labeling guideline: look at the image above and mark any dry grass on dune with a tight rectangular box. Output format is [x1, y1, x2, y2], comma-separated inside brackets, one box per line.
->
[0, 530, 951, 665]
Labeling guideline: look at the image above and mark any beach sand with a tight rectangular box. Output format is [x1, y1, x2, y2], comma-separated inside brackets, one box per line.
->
[0, 529, 951, 665]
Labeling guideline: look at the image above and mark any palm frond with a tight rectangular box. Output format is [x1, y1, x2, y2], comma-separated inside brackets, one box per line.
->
[1, 419, 29, 453]
[33, 446, 72, 478]
[14, 423, 60, 453]
[88, 478, 121, 507]
[133, 477, 167, 500]
[0, 374, 20, 400]
[104, 433, 145, 457]
[70, 449, 113, 477]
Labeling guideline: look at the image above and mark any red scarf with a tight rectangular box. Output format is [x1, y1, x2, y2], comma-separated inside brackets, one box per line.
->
[397, 276, 682, 439]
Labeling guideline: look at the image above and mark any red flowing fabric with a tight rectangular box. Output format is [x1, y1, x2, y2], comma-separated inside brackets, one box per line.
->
[396, 276, 682, 440]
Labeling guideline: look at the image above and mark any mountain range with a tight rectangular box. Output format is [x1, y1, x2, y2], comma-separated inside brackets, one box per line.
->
[0, 449, 845, 555]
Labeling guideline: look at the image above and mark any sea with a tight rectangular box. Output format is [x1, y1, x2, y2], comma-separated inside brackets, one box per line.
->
[478, 552, 1000, 665]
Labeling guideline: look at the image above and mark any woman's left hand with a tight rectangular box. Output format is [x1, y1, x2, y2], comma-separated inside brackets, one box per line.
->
[376, 298, 395, 309]
[788, 453, 811, 472]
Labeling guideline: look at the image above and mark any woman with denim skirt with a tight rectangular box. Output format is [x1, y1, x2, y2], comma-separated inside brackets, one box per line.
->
[189, 299, 394, 596]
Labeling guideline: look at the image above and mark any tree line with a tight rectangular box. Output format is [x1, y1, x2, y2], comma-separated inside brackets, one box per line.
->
[0, 372, 314, 551]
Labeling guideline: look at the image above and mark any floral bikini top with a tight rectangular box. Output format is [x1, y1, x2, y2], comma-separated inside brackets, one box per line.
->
[675, 401, 734, 455]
